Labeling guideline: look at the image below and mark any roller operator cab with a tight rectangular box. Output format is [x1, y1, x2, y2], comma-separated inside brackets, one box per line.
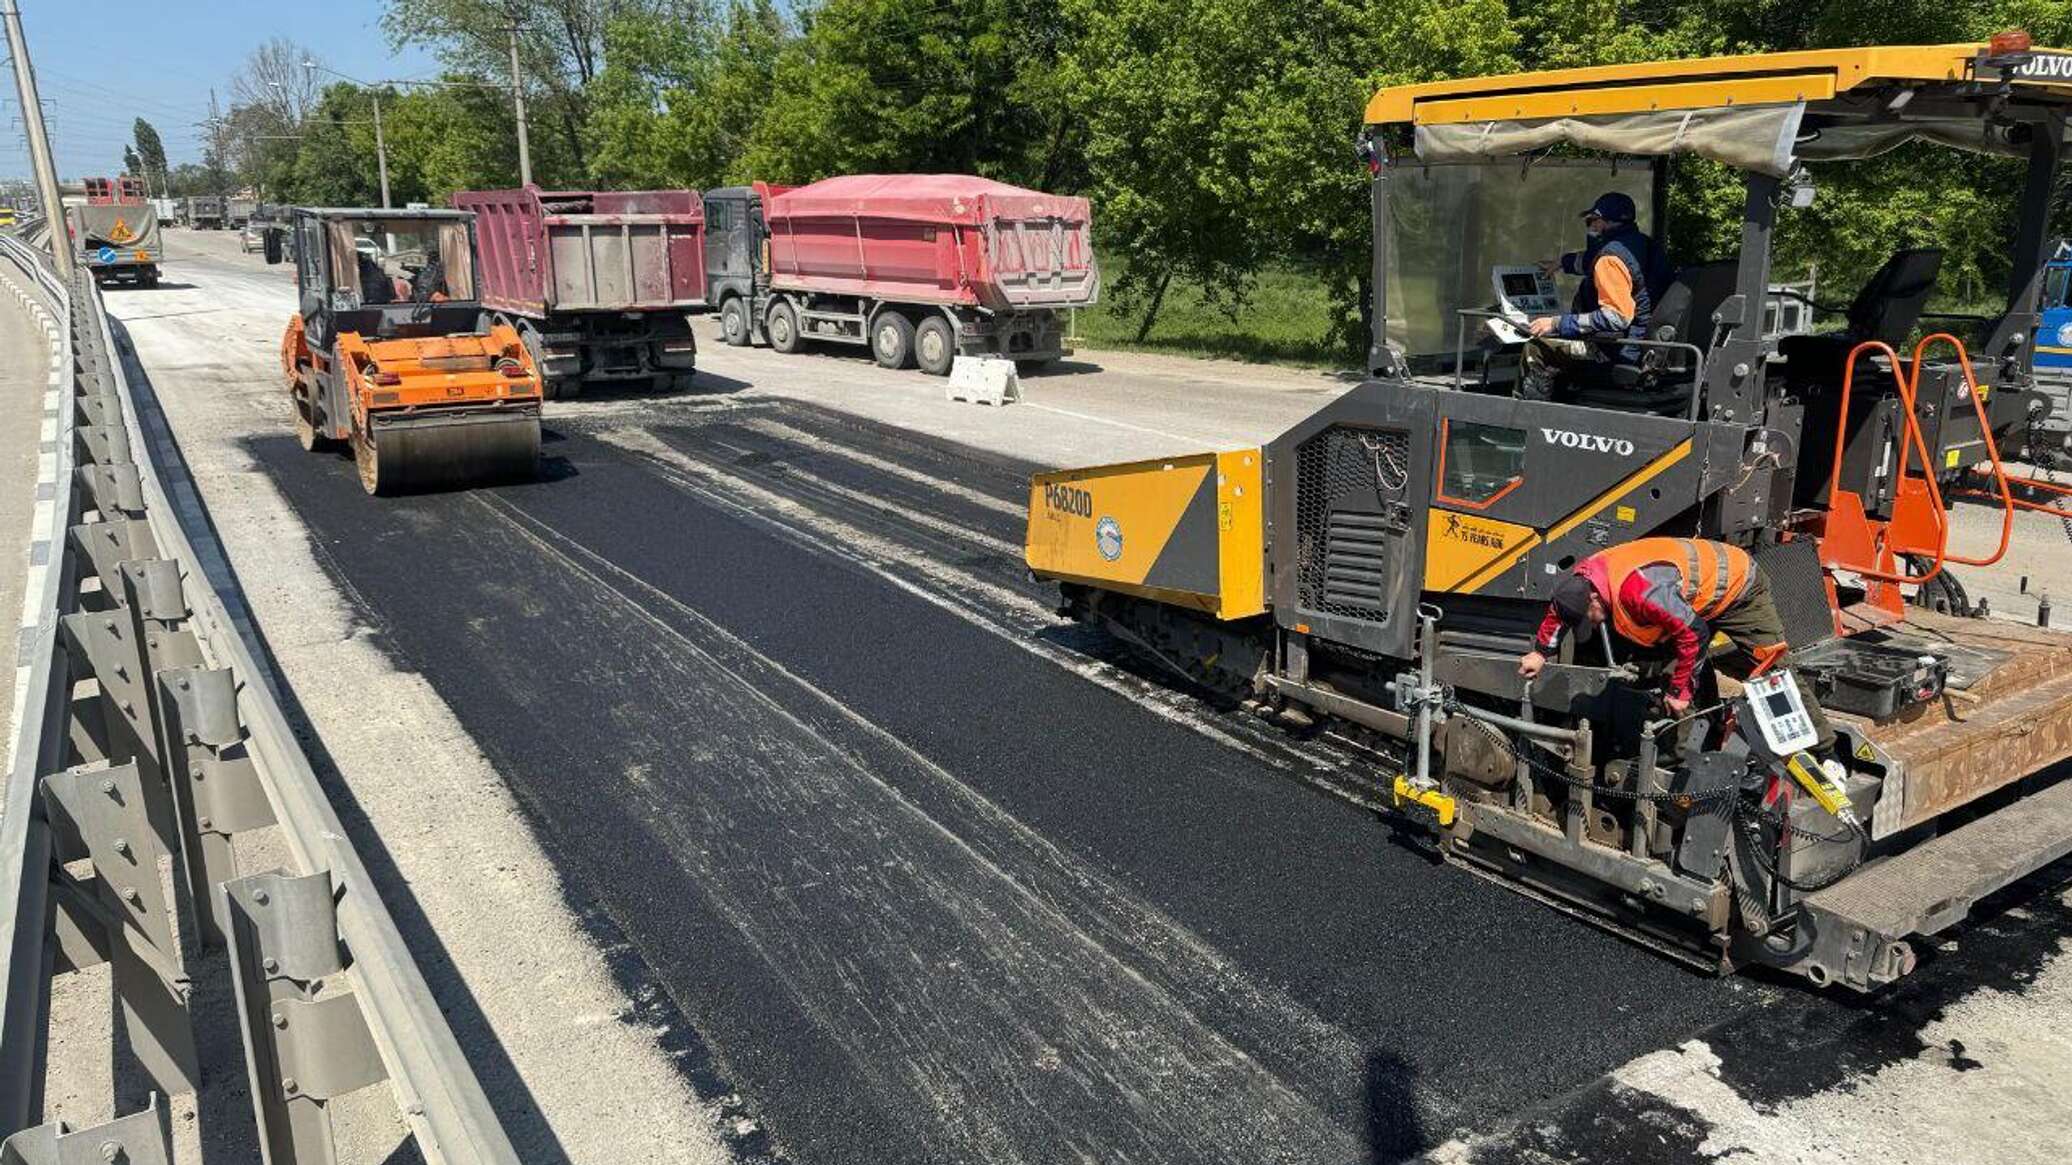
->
[271, 207, 543, 496]
[1030, 37, 2072, 991]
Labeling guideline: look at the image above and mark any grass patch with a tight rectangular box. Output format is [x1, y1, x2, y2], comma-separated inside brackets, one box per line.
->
[1072, 256, 1355, 368]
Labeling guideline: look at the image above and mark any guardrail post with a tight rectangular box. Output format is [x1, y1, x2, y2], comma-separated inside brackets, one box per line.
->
[0, 1094, 171, 1165]
[221, 870, 390, 1164]
[159, 666, 275, 949]
[38, 763, 198, 1097]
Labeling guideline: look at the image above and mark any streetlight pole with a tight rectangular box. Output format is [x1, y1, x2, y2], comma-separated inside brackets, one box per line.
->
[2, 0, 75, 274]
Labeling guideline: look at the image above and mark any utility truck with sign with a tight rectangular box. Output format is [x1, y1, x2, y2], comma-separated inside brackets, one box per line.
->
[67, 176, 161, 287]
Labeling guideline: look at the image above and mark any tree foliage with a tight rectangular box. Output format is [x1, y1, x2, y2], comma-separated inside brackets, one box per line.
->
[149, 0, 2072, 355]
[130, 120, 168, 195]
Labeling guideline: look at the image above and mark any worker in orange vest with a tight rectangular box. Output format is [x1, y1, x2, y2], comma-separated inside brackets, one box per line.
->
[1517, 537, 1834, 750]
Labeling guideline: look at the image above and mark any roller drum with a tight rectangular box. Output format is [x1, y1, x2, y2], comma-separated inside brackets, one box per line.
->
[356, 407, 541, 496]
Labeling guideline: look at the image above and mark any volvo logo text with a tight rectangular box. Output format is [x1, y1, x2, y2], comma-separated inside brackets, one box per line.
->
[1540, 428, 1635, 456]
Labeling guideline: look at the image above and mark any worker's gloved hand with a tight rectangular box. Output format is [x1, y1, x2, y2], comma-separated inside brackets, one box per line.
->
[1663, 692, 1692, 716]
[1527, 317, 1557, 337]
[1518, 650, 1547, 680]
[1536, 257, 1560, 277]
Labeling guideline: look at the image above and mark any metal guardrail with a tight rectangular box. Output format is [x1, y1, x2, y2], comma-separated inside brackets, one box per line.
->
[0, 234, 519, 1162]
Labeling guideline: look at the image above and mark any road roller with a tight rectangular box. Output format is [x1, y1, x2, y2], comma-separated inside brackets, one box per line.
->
[1029, 39, 2072, 990]
[273, 206, 542, 495]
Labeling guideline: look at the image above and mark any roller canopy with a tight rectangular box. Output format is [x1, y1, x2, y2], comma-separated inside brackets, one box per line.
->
[1409, 103, 2044, 176]
[1413, 104, 1806, 176]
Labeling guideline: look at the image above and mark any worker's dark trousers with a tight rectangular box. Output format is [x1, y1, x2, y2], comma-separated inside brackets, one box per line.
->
[1708, 567, 1837, 752]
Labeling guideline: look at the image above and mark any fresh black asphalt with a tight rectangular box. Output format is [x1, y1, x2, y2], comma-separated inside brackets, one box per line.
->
[248, 397, 1787, 1163]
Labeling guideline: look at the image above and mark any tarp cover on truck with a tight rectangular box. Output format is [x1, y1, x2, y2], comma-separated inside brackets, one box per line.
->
[767, 174, 1091, 227]
[764, 174, 1098, 309]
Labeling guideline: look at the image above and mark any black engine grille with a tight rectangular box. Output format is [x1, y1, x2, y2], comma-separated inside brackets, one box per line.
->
[1294, 425, 1410, 623]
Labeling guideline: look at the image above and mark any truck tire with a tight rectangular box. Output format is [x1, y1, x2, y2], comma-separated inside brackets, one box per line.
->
[767, 301, 804, 355]
[721, 298, 751, 347]
[914, 315, 956, 376]
[872, 311, 915, 369]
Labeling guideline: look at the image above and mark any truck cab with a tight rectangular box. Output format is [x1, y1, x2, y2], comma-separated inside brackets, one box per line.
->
[702, 185, 771, 347]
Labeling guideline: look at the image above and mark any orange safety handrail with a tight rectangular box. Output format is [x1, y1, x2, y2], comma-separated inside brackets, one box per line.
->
[1828, 340, 1950, 585]
[1909, 333, 2013, 567]
[1963, 468, 2072, 521]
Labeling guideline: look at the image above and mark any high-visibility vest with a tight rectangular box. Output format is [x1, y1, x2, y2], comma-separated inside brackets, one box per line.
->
[1581, 537, 1755, 647]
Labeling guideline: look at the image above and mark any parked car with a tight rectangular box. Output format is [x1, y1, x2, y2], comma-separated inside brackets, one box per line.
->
[240, 221, 268, 253]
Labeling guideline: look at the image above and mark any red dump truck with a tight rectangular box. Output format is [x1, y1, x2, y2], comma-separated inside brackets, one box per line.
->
[701, 174, 1098, 375]
[452, 186, 706, 397]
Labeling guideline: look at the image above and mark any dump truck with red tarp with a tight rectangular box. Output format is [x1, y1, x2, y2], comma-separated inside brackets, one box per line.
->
[452, 185, 706, 398]
[702, 174, 1098, 375]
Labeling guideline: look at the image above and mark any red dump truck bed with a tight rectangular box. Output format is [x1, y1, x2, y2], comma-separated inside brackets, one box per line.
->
[763, 174, 1097, 311]
[455, 186, 707, 317]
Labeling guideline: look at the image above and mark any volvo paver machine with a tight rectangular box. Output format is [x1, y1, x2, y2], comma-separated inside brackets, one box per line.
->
[1028, 36, 2072, 990]
[274, 207, 542, 495]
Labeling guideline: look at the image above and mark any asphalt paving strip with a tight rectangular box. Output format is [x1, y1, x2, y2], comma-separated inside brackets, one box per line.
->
[242, 404, 1787, 1163]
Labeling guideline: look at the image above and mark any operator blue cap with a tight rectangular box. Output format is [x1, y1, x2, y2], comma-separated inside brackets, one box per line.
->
[1581, 192, 1637, 223]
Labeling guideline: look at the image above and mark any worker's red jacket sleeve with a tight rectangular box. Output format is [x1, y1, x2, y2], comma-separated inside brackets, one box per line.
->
[1620, 569, 1705, 700]
[1534, 606, 1567, 654]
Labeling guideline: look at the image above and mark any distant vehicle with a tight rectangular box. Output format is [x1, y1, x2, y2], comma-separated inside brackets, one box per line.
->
[186, 195, 226, 230]
[227, 197, 258, 229]
[0, 207, 16, 230]
[2033, 242, 2072, 450]
[240, 221, 268, 253]
[452, 186, 706, 398]
[703, 174, 1098, 375]
[69, 177, 162, 287]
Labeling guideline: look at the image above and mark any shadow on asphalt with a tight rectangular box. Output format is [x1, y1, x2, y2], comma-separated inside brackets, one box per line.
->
[1366, 1048, 1428, 1163]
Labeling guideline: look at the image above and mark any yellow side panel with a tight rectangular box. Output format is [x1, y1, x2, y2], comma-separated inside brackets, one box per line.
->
[1424, 512, 1540, 593]
[1213, 449, 1266, 618]
[1026, 448, 1267, 620]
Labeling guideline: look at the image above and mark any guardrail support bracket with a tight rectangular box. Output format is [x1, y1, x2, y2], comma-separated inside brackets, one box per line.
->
[223, 869, 376, 1164]
[0, 1094, 171, 1165]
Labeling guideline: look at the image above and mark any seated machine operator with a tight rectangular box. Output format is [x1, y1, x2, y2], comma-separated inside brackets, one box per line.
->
[1520, 192, 1671, 400]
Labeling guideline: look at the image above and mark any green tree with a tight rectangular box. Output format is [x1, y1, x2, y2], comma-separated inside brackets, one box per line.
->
[1062, 0, 1516, 349]
[585, 0, 792, 187]
[384, 0, 672, 184]
[740, 0, 1079, 187]
[131, 120, 168, 195]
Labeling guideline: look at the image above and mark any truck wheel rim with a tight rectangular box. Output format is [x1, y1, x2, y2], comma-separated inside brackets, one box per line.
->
[877, 324, 899, 358]
[920, 331, 944, 365]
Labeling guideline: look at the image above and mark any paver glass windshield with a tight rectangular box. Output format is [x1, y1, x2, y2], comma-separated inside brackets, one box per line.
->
[326, 219, 475, 304]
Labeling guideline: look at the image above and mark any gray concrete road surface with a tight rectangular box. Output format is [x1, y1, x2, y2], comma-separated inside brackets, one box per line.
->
[53, 226, 2072, 1163]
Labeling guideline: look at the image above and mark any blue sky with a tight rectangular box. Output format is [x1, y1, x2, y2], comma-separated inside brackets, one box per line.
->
[3, 0, 438, 181]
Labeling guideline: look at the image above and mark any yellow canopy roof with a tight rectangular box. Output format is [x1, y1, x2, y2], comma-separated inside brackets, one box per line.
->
[1365, 43, 2072, 127]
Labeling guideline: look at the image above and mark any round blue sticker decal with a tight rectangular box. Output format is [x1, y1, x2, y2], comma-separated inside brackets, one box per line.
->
[1095, 516, 1124, 562]
[2056, 321, 2072, 347]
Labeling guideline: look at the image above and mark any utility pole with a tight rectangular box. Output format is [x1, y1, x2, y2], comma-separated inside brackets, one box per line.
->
[3, 0, 74, 274]
[370, 89, 390, 208]
[506, 15, 531, 187]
